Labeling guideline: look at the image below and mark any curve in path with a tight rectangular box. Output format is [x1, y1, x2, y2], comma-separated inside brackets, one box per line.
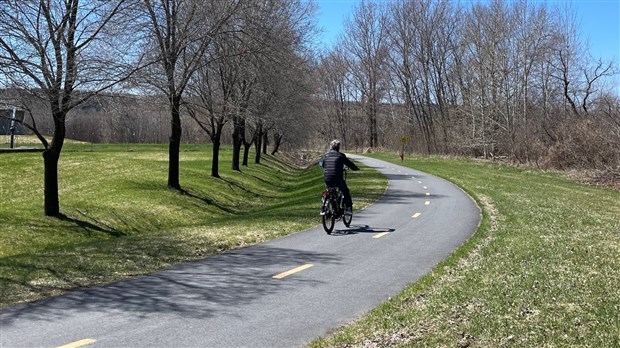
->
[0, 155, 480, 348]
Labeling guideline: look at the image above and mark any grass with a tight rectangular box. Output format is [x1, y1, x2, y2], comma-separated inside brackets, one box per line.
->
[0, 134, 87, 148]
[0, 143, 387, 307]
[310, 153, 620, 347]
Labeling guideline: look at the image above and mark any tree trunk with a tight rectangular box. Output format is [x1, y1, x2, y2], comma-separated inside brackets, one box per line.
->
[367, 97, 379, 148]
[232, 115, 242, 171]
[43, 111, 66, 217]
[242, 140, 252, 166]
[168, 95, 182, 190]
[371, 107, 378, 147]
[210, 120, 225, 178]
[211, 139, 221, 178]
[254, 122, 263, 164]
[43, 148, 61, 216]
[271, 132, 283, 155]
[211, 123, 223, 178]
[262, 129, 268, 154]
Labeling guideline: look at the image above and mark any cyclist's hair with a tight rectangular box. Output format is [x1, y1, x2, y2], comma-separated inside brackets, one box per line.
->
[330, 139, 341, 151]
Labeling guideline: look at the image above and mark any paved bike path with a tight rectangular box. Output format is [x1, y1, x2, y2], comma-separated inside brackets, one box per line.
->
[0, 156, 480, 347]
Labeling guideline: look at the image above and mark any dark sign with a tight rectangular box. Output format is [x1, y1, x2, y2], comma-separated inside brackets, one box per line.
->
[0, 109, 25, 135]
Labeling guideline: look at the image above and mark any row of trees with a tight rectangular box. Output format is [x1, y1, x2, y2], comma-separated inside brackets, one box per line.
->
[315, 0, 619, 169]
[0, 0, 316, 216]
[2, 0, 619, 217]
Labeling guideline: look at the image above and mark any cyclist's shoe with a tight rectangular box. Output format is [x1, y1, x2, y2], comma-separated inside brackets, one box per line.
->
[344, 207, 353, 216]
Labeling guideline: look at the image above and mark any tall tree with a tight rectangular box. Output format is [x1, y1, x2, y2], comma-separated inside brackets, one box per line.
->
[342, 0, 388, 148]
[185, 23, 248, 178]
[0, 0, 141, 216]
[140, 0, 240, 189]
[318, 49, 354, 148]
[386, 0, 460, 153]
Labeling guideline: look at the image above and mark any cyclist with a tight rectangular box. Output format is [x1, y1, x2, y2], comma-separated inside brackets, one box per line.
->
[321, 139, 359, 216]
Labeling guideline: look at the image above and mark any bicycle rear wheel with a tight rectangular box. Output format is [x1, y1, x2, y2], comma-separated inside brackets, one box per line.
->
[322, 200, 335, 234]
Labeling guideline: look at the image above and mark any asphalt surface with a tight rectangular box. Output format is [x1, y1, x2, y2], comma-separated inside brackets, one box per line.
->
[0, 155, 480, 348]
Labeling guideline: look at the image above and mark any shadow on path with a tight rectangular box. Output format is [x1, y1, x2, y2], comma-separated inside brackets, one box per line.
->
[330, 225, 396, 236]
[0, 245, 341, 324]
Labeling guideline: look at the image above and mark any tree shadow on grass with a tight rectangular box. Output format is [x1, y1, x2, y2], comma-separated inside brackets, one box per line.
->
[243, 170, 280, 188]
[220, 175, 281, 198]
[219, 177, 260, 197]
[179, 188, 237, 215]
[57, 213, 126, 237]
[0, 245, 342, 323]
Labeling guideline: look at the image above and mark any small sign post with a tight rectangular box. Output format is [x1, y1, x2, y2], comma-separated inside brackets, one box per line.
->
[400, 135, 411, 162]
[9, 107, 17, 149]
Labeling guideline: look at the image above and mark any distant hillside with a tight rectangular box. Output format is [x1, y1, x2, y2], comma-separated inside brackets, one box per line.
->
[0, 89, 216, 144]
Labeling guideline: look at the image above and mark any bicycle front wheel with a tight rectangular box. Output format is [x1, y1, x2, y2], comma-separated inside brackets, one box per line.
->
[343, 210, 352, 227]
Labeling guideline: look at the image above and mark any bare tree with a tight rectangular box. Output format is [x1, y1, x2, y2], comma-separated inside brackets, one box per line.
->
[0, 0, 143, 216]
[185, 27, 245, 178]
[342, 0, 388, 148]
[385, 0, 461, 153]
[317, 49, 355, 148]
[226, 0, 317, 167]
[309, 0, 619, 169]
[268, 57, 316, 155]
[139, 0, 240, 189]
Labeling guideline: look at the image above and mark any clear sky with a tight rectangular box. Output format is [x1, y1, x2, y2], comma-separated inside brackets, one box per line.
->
[314, 0, 620, 64]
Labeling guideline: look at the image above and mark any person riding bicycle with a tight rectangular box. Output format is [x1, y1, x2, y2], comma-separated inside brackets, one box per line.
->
[321, 139, 359, 216]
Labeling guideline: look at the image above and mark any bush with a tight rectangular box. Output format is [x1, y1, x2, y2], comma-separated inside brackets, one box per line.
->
[544, 119, 620, 170]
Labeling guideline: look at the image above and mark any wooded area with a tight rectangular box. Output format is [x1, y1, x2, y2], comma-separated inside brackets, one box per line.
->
[1, 0, 618, 216]
[316, 0, 619, 171]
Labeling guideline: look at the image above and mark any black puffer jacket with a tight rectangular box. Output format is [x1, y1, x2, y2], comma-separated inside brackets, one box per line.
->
[322, 150, 359, 185]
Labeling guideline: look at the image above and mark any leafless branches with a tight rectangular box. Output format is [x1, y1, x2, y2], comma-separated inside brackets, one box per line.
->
[315, 0, 619, 169]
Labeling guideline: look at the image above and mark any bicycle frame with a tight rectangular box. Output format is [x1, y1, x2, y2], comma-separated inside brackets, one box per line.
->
[322, 188, 343, 219]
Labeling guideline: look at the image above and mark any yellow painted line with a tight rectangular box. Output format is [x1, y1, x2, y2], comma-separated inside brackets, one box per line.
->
[273, 264, 314, 279]
[56, 339, 96, 348]
[425, 192, 431, 196]
[412, 212, 421, 218]
[373, 232, 390, 239]
[425, 200, 431, 205]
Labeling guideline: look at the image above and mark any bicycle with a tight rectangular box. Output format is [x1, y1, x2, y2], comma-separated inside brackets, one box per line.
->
[320, 169, 352, 234]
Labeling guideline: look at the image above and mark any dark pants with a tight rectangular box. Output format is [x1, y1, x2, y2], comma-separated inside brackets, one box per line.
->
[326, 180, 352, 208]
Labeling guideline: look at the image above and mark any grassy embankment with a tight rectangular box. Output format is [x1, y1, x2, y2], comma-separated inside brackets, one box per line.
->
[0, 143, 386, 307]
[311, 153, 620, 347]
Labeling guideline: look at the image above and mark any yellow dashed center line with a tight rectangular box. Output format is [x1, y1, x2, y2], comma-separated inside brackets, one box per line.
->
[56, 339, 96, 348]
[412, 212, 421, 218]
[425, 192, 431, 196]
[273, 264, 314, 279]
[373, 232, 390, 239]
[425, 200, 431, 205]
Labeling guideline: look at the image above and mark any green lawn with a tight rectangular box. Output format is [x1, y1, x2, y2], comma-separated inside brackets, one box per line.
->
[3, 146, 618, 346]
[0, 144, 386, 307]
[311, 154, 620, 347]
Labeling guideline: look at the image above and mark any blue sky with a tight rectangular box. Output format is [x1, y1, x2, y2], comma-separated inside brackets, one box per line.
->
[314, 0, 620, 64]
